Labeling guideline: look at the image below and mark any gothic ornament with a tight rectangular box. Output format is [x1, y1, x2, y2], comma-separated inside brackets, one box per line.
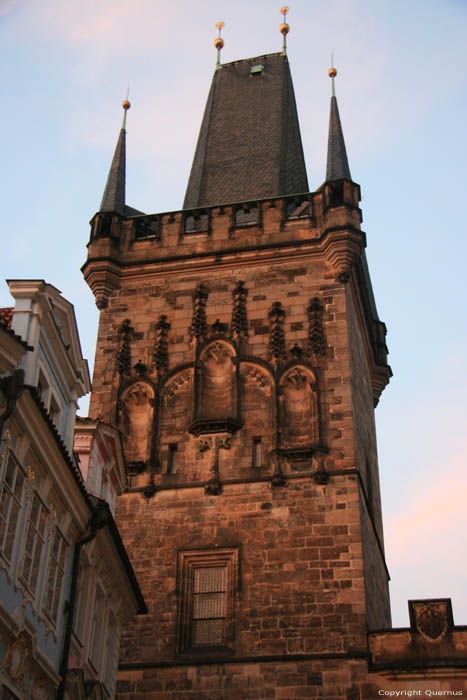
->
[153, 314, 171, 374]
[307, 297, 326, 357]
[268, 301, 286, 365]
[116, 319, 133, 376]
[190, 284, 209, 340]
[232, 281, 249, 339]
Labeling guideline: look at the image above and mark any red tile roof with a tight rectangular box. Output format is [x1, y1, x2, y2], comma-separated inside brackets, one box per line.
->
[0, 307, 13, 328]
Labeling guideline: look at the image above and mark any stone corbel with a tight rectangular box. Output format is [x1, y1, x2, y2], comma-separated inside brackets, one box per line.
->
[321, 227, 366, 283]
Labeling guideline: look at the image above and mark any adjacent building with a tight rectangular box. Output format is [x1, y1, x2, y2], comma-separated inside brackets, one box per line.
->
[0, 281, 146, 700]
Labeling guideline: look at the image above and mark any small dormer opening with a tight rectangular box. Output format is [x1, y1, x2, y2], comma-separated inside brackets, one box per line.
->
[250, 64, 264, 76]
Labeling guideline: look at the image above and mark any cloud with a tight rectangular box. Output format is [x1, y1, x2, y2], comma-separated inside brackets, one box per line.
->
[385, 443, 467, 625]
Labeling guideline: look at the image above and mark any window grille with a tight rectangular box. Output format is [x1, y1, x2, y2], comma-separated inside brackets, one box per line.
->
[0, 452, 25, 562]
[192, 566, 227, 646]
[177, 548, 238, 653]
[252, 437, 262, 468]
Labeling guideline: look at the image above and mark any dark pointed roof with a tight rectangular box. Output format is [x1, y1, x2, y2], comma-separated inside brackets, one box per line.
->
[183, 53, 309, 209]
[100, 127, 126, 214]
[326, 95, 351, 182]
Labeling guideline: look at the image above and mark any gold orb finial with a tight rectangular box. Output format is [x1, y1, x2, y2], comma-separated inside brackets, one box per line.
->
[122, 99, 131, 110]
[214, 21, 225, 67]
[328, 67, 337, 79]
[280, 7, 290, 52]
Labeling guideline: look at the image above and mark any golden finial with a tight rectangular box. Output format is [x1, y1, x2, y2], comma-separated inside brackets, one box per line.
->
[328, 52, 337, 96]
[122, 88, 131, 128]
[215, 21, 225, 68]
[280, 7, 290, 55]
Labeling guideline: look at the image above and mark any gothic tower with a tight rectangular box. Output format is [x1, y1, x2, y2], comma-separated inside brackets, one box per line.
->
[83, 38, 395, 698]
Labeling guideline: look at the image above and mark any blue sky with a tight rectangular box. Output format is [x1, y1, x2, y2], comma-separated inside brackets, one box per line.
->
[1, 0, 466, 628]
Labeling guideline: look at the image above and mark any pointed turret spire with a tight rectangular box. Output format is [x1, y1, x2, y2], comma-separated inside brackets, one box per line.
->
[326, 63, 351, 182]
[100, 98, 131, 214]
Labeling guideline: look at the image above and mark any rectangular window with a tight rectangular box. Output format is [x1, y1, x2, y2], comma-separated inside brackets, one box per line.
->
[89, 584, 106, 669]
[252, 437, 262, 467]
[74, 561, 91, 642]
[48, 395, 61, 430]
[167, 443, 177, 474]
[43, 525, 67, 624]
[192, 566, 227, 646]
[103, 611, 119, 693]
[177, 548, 238, 653]
[19, 492, 47, 595]
[0, 452, 25, 562]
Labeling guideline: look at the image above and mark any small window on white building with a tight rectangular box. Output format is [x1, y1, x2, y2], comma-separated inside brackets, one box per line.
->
[37, 370, 49, 405]
[74, 559, 91, 642]
[19, 492, 47, 596]
[48, 394, 61, 430]
[0, 452, 26, 563]
[103, 610, 119, 693]
[43, 525, 67, 624]
[89, 584, 106, 669]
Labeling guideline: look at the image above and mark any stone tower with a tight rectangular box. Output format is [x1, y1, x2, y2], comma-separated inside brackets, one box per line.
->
[83, 50, 395, 697]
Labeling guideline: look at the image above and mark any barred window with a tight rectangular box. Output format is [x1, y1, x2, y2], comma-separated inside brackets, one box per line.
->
[43, 525, 67, 623]
[252, 437, 262, 468]
[178, 548, 238, 653]
[19, 492, 47, 595]
[0, 452, 25, 562]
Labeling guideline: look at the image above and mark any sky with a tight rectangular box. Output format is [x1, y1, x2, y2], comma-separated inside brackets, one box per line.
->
[1, 0, 466, 628]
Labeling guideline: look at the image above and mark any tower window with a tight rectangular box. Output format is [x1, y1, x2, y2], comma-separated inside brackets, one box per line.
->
[167, 443, 178, 474]
[177, 548, 238, 653]
[252, 437, 262, 467]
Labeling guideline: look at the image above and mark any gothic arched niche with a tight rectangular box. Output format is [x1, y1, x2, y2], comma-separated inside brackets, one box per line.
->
[118, 381, 155, 466]
[199, 341, 236, 420]
[279, 366, 318, 449]
[161, 369, 192, 433]
[239, 362, 275, 470]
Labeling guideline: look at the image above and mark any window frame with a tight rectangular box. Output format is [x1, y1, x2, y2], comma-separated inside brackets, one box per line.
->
[18, 490, 48, 598]
[0, 450, 26, 567]
[177, 547, 239, 654]
[42, 523, 68, 625]
[88, 583, 106, 671]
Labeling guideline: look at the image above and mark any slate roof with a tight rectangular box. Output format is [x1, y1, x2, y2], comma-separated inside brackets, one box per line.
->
[326, 95, 351, 182]
[100, 127, 126, 214]
[183, 53, 309, 209]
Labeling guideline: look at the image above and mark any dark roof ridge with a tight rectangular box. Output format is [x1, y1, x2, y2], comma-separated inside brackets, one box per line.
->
[220, 51, 285, 68]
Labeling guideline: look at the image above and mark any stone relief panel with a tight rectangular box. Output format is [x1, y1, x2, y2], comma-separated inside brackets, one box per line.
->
[198, 341, 236, 421]
[118, 381, 154, 466]
[279, 366, 318, 449]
